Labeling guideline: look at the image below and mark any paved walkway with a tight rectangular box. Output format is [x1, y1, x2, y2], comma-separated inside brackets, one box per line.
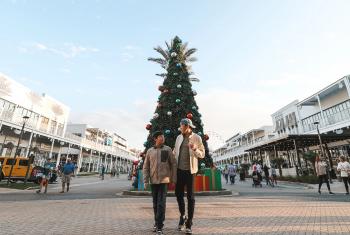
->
[1, 176, 350, 234]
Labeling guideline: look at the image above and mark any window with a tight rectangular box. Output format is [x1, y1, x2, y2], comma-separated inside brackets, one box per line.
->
[0, 158, 4, 164]
[49, 120, 57, 134]
[19, 159, 29, 166]
[39, 116, 49, 131]
[5, 159, 16, 165]
[57, 123, 64, 136]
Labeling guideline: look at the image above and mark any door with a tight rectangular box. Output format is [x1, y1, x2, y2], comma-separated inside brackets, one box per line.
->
[3, 158, 19, 178]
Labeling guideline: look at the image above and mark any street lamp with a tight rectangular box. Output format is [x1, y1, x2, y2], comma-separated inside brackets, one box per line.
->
[7, 115, 30, 185]
[314, 121, 333, 183]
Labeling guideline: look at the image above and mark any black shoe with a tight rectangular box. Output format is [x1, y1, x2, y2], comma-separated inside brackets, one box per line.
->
[152, 224, 157, 232]
[36, 190, 41, 194]
[178, 216, 187, 231]
[156, 229, 163, 235]
[185, 227, 192, 234]
[318, 190, 321, 194]
[346, 192, 349, 195]
[329, 191, 335, 195]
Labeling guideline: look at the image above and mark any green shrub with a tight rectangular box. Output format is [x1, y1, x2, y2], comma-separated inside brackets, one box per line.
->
[278, 175, 319, 184]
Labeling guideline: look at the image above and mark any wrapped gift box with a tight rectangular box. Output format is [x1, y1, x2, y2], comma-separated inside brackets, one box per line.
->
[194, 175, 210, 192]
[203, 168, 222, 191]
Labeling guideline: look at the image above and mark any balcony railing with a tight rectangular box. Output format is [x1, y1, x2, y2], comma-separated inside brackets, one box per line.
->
[302, 100, 350, 132]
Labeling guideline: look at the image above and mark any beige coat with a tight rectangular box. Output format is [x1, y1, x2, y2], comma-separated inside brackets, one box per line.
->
[143, 145, 177, 184]
[174, 132, 205, 174]
[315, 161, 327, 176]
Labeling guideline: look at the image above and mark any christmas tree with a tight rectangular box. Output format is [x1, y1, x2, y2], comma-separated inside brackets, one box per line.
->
[143, 36, 212, 167]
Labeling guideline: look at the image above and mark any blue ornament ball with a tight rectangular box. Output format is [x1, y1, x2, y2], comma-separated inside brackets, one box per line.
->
[165, 129, 171, 134]
[173, 72, 178, 76]
[176, 99, 181, 103]
[198, 132, 202, 136]
[176, 63, 181, 67]
[192, 106, 196, 110]
[177, 84, 182, 89]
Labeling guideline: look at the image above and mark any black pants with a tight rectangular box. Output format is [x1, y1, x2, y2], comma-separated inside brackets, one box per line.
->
[342, 177, 350, 193]
[318, 175, 331, 191]
[175, 169, 195, 227]
[265, 175, 271, 185]
[224, 174, 228, 184]
[151, 184, 167, 229]
[229, 175, 236, 184]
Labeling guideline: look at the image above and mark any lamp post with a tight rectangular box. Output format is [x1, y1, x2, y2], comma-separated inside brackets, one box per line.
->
[7, 115, 30, 185]
[314, 121, 333, 183]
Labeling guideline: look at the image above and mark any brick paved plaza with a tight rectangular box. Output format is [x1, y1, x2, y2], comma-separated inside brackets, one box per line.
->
[1, 176, 350, 235]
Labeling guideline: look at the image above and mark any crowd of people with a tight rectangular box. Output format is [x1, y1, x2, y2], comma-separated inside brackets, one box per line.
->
[221, 161, 278, 187]
[219, 154, 350, 196]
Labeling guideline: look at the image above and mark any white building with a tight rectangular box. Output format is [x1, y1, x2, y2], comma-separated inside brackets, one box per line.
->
[213, 75, 350, 176]
[0, 73, 136, 174]
[213, 126, 275, 167]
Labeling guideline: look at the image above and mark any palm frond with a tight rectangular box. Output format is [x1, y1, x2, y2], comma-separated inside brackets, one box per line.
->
[184, 48, 197, 58]
[180, 42, 188, 53]
[156, 73, 167, 78]
[154, 46, 169, 60]
[186, 57, 198, 62]
[165, 41, 171, 51]
[148, 57, 167, 65]
[190, 77, 200, 82]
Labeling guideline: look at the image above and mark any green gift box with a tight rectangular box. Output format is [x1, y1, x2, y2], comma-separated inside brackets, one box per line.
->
[203, 168, 222, 191]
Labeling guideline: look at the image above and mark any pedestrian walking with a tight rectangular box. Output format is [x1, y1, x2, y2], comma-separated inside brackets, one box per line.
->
[111, 167, 117, 177]
[263, 164, 271, 186]
[337, 156, 350, 195]
[101, 164, 105, 180]
[228, 164, 236, 185]
[256, 162, 263, 182]
[174, 118, 205, 234]
[60, 159, 75, 193]
[315, 155, 334, 195]
[270, 165, 277, 186]
[143, 131, 177, 235]
[223, 165, 229, 184]
[36, 158, 52, 194]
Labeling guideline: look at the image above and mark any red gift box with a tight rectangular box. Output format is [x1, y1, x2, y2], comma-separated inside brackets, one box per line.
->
[194, 175, 209, 192]
[168, 183, 176, 191]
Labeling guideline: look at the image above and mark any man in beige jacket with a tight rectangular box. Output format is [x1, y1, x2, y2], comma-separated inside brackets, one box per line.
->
[143, 131, 177, 235]
[174, 118, 205, 234]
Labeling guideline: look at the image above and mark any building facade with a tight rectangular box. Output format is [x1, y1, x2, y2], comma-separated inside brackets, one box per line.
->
[213, 75, 350, 176]
[0, 73, 137, 174]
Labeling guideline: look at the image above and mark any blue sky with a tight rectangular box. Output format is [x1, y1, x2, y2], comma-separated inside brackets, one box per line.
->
[1, 0, 350, 149]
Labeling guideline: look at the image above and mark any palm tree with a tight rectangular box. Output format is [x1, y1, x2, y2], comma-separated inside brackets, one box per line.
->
[148, 36, 200, 82]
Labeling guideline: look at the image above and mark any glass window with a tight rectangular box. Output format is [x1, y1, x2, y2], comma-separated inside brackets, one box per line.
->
[5, 159, 16, 165]
[19, 159, 29, 166]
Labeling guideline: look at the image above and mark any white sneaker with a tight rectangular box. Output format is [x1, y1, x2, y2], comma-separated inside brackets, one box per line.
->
[185, 228, 192, 234]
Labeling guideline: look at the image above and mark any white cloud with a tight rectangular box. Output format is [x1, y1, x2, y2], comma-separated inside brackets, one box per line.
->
[21, 42, 100, 59]
[60, 68, 71, 73]
[196, 88, 274, 147]
[120, 45, 141, 62]
[121, 52, 134, 62]
[95, 76, 111, 81]
[19, 76, 43, 86]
